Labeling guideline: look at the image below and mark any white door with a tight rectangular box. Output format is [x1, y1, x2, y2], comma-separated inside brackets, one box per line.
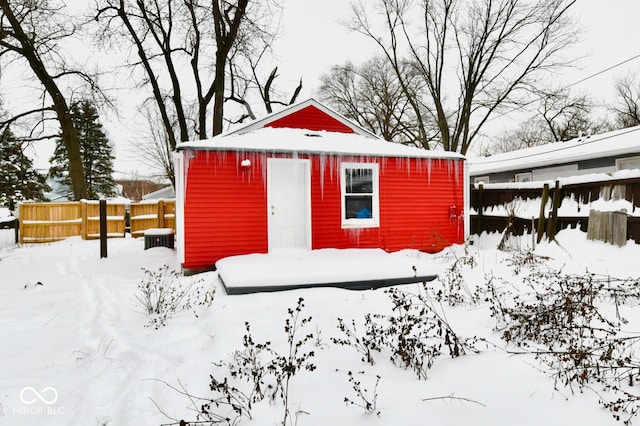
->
[267, 158, 311, 251]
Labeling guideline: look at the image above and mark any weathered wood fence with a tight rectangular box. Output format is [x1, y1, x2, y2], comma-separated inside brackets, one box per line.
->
[471, 176, 640, 245]
[18, 199, 176, 244]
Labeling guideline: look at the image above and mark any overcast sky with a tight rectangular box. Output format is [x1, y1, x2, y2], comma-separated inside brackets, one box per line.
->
[275, 1, 640, 99]
[12, 1, 640, 179]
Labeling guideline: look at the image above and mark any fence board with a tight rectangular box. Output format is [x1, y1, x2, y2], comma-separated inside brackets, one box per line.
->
[129, 200, 176, 237]
[19, 202, 82, 244]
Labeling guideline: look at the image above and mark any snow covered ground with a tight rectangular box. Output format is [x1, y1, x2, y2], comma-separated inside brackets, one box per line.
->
[0, 228, 638, 425]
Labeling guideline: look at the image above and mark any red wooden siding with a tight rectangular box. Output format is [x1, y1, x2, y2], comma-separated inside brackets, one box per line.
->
[266, 105, 355, 133]
[182, 151, 268, 270]
[182, 151, 465, 270]
[310, 156, 465, 252]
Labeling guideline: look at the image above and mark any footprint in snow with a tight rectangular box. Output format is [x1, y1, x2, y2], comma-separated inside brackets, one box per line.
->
[23, 281, 44, 290]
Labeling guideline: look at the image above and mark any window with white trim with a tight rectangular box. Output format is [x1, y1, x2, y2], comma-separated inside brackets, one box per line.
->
[341, 163, 379, 228]
[515, 172, 532, 183]
[616, 156, 640, 171]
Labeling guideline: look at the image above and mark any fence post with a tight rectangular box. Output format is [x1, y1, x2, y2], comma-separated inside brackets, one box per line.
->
[158, 200, 165, 228]
[13, 217, 18, 244]
[80, 200, 87, 240]
[546, 180, 561, 241]
[99, 199, 107, 258]
[536, 183, 550, 243]
[477, 183, 484, 235]
[531, 216, 535, 249]
[18, 204, 24, 245]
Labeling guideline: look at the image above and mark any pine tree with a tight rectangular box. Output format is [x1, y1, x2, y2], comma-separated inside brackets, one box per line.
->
[0, 128, 49, 209]
[49, 100, 117, 199]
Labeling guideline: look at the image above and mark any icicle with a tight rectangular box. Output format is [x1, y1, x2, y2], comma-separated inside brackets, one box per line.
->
[319, 154, 326, 201]
[330, 155, 339, 186]
[452, 159, 461, 186]
[346, 227, 363, 246]
[261, 153, 268, 192]
[380, 157, 388, 175]
[183, 151, 193, 198]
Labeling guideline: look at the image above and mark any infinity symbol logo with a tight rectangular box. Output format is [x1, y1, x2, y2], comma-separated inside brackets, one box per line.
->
[19, 387, 59, 405]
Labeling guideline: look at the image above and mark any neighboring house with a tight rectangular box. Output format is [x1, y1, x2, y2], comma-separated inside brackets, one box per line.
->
[141, 185, 175, 200]
[116, 179, 168, 201]
[45, 176, 127, 201]
[44, 176, 72, 201]
[0, 207, 16, 229]
[174, 98, 467, 271]
[469, 125, 640, 184]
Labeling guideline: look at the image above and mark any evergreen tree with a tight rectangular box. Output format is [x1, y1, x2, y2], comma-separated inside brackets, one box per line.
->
[0, 128, 49, 209]
[49, 100, 117, 199]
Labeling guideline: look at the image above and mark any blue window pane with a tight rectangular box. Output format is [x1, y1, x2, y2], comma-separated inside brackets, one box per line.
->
[345, 196, 372, 219]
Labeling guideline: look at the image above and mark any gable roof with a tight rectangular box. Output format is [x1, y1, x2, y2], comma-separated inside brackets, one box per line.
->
[177, 98, 464, 160]
[177, 127, 464, 160]
[227, 98, 379, 138]
[469, 125, 640, 176]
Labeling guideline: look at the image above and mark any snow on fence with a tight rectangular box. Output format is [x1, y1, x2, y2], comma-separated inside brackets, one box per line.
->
[129, 199, 175, 238]
[19, 201, 126, 244]
[470, 176, 640, 245]
[18, 199, 176, 244]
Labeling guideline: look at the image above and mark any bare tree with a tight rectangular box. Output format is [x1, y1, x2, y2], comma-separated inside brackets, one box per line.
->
[479, 119, 549, 155]
[536, 87, 601, 142]
[611, 73, 640, 129]
[349, 0, 579, 154]
[221, 4, 303, 121]
[318, 56, 436, 147]
[95, 0, 283, 147]
[482, 86, 610, 155]
[0, 0, 95, 200]
[134, 105, 176, 186]
[226, 62, 303, 125]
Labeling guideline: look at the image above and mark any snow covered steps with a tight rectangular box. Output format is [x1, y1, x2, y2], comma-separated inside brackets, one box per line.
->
[215, 248, 438, 295]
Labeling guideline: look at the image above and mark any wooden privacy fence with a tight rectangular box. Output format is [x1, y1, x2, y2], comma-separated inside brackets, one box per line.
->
[129, 200, 176, 237]
[19, 201, 126, 244]
[19, 199, 176, 244]
[20, 202, 83, 244]
[82, 200, 127, 239]
[471, 176, 640, 245]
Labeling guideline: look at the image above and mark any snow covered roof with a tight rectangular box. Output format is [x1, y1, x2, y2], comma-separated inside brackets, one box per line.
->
[469, 125, 640, 175]
[176, 127, 464, 160]
[227, 98, 379, 138]
[141, 185, 175, 200]
[0, 207, 13, 223]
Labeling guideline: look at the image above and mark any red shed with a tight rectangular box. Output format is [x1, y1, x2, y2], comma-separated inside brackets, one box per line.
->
[174, 99, 467, 271]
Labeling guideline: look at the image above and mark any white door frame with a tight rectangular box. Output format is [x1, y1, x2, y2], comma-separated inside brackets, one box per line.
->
[267, 158, 312, 252]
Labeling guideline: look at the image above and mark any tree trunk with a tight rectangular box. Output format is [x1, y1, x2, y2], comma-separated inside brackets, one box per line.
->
[0, 0, 87, 200]
[212, 53, 226, 136]
[56, 104, 87, 200]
